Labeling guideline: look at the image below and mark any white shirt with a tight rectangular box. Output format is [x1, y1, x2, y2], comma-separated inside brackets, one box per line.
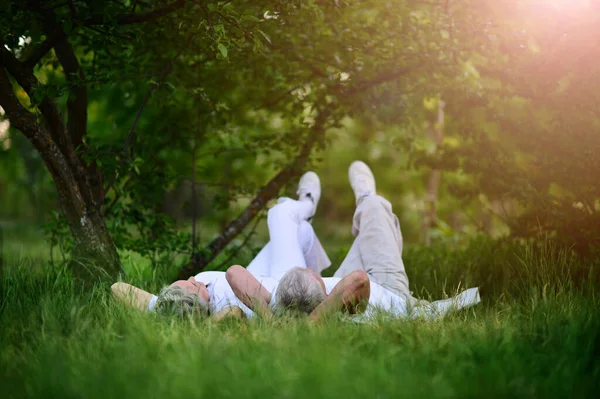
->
[251, 276, 280, 313]
[148, 271, 479, 320]
[149, 271, 252, 315]
[321, 277, 407, 318]
[194, 271, 253, 315]
[227, 275, 281, 317]
[322, 277, 480, 320]
[258, 276, 408, 317]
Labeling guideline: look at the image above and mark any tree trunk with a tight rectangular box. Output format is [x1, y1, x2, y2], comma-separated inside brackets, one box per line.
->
[37, 138, 122, 283]
[0, 1, 193, 283]
[55, 176, 122, 282]
[0, 67, 123, 283]
[422, 99, 445, 244]
[0, 223, 4, 283]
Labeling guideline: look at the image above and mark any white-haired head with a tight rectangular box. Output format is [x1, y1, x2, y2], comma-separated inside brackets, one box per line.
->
[155, 286, 209, 317]
[275, 267, 326, 315]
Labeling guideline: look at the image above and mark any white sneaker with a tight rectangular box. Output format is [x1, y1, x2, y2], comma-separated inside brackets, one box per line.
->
[296, 171, 321, 221]
[348, 161, 376, 204]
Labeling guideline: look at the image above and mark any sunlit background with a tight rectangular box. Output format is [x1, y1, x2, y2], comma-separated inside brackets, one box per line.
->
[1, 0, 599, 271]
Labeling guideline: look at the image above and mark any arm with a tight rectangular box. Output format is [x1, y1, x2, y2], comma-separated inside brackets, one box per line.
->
[111, 282, 154, 311]
[210, 305, 245, 322]
[226, 265, 274, 319]
[310, 270, 370, 322]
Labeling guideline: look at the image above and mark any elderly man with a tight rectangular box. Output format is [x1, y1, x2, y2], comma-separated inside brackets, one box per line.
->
[110, 171, 332, 319]
[226, 161, 480, 320]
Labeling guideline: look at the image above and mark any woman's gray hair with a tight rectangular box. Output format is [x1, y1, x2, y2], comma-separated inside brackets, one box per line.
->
[275, 267, 326, 315]
[155, 286, 209, 317]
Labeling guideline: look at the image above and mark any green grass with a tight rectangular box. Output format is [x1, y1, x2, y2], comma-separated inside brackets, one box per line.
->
[1, 239, 599, 398]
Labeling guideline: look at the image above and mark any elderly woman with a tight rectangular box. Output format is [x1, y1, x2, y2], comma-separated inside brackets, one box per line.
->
[111, 271, 248, 321]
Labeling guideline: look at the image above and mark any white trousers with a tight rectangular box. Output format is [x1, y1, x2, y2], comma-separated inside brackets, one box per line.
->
[246, 198, 331, 280]
[334, 195, 411, 299]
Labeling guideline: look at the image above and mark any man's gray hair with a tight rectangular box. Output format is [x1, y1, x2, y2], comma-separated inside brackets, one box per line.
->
[155, 286, 209, 317]
[275, 267, 326, 315]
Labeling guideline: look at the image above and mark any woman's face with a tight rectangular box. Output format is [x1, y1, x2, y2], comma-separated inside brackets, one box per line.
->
[169, 277, 210, 303]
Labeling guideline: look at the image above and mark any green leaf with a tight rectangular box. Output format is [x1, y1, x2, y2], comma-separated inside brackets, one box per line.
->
[213, 24, 225, 35]
[252, 36, 263, 53]
[241, 15, 261, 23]
[256, 29, 271, 44]
[217, 43, 228, 58]
[63, 20, 73, 34]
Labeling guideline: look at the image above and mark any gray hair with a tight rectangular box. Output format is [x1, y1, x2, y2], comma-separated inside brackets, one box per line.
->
[155, 286, 209, 317]
[275, 267, 326, 315]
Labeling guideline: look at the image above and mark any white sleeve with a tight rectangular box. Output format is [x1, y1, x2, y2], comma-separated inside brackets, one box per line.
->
[268, 284, 278, 310]
[210, 277, 255, 317]
[417, 287, 481, 319]
[148, 295, 158, 312]
[366, 282, 408, 318]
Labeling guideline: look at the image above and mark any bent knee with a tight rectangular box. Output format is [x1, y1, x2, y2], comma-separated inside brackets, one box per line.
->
[268, 200, 292, 216]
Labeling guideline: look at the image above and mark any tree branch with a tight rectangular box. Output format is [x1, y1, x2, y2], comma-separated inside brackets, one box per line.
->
[0, 44, 68, 148]
[23, 0, 186, 69]
[84, 0, 186, 26]
[67, 0, 77, 18]
[51, 30, 109, 208]
[53, 33, 87, 148]
[101, 79, 161, 199]
[0, 67, 82, 202]
[0, 223, 3, 282]
[213, 211, 265, 271]
[342, 65, 420, 95]
[191, 128, 201, 256]
[199, 5, 332, 83]
[102, 40, 190, 198]
[23, 29, 64, 68]
[2, 36, 99, 216]
[130, 0, 139, 13]
[177, 104, 337, 279]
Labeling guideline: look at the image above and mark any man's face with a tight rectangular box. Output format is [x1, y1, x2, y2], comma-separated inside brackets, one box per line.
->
[169, 277, 210, 303]
[309, 269, 327, 295]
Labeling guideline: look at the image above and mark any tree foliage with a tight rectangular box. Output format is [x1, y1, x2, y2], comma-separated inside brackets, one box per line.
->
[434, 0, 600, 254]
[0, 0, 598, 282]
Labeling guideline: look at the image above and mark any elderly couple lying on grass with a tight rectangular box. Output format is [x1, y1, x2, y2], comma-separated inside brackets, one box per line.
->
[112, 161, 480, 322]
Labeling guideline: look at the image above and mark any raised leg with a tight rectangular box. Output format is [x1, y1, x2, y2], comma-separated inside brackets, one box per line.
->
[334, 195, 410, 298]
[246, 199, 330, 279]
[298, 220, 331, 274]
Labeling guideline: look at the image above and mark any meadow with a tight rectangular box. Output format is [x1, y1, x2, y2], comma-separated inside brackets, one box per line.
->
[1, 233, 599, 399]
[2, 1, 599, 398]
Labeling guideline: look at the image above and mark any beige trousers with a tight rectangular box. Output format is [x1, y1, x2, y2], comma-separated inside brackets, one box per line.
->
[334, 195, 411, 300]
